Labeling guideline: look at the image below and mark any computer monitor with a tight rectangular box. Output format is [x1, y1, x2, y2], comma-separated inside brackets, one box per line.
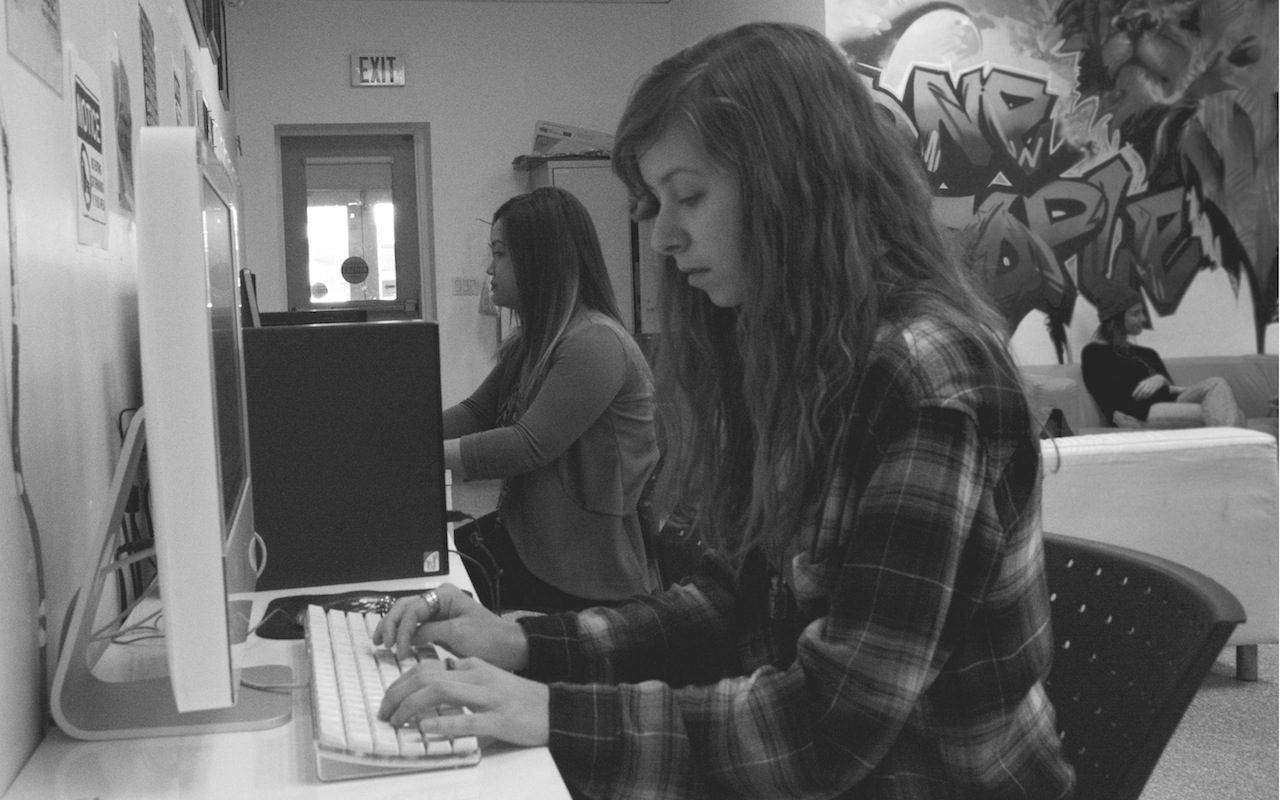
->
[51, 127, 291, 738]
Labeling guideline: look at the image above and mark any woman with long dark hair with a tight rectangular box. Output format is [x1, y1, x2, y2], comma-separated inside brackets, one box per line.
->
[445, 186, 658, 612]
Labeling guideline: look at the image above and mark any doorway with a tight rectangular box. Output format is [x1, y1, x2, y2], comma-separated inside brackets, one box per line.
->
[277, 124, 435, 319]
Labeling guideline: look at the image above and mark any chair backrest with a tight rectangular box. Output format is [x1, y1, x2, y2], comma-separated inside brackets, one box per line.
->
[1043, 532, 1245, 800]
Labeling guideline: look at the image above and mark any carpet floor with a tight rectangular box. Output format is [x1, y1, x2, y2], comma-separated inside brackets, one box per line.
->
[1141, 643, 1278, 798]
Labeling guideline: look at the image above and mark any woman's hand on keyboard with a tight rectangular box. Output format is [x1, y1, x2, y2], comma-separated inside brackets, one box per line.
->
[377, 656, 550, 747]
[372, 584, 530, 672]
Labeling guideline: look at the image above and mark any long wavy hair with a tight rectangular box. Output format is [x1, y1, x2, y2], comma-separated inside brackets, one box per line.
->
[613, 22, 1013, 564]
[493, 186, 623, 404]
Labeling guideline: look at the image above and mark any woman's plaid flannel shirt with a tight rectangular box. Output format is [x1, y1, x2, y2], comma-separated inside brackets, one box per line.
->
[516, 319, 1076, 799]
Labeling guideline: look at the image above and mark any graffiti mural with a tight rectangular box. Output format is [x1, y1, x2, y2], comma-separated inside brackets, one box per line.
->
[830, 0, 1277, 358]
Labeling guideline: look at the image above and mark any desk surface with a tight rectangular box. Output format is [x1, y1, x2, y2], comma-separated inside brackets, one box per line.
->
[8, 570, 571, 800]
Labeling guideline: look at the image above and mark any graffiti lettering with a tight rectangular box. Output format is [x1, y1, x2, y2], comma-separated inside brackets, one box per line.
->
[864, 62, 1264, 354]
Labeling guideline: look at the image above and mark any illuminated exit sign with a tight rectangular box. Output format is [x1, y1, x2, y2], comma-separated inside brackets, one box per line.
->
[350, 53, 405, 87]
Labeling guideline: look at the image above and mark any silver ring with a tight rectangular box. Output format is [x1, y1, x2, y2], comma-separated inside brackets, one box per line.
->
[419, 589, 440, 619]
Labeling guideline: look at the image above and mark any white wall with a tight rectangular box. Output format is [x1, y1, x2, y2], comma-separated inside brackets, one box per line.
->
[670, 0, 822, 48]
[228, 0, 824, 408]
[0, 0, 232, 790]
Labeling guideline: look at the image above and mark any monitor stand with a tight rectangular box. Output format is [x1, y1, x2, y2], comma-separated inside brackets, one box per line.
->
[50, 410, 292, 739]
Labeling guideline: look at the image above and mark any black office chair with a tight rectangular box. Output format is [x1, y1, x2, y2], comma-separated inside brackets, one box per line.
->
[1042, 532, 1245, 800]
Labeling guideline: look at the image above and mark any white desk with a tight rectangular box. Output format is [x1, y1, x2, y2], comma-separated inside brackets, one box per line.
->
[8, 569, 571, 800]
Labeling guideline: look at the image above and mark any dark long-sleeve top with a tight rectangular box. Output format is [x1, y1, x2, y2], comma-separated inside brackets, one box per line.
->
[1080, 341, 1177, 423]
[515, 317, 1075, 799]
[444, 310, 658, 600]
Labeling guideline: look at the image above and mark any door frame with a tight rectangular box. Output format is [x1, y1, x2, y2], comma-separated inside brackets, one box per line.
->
[275, 122, 437, 319]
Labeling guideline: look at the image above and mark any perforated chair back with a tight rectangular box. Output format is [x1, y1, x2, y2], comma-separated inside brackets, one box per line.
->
[1043, 533, 1245, 800]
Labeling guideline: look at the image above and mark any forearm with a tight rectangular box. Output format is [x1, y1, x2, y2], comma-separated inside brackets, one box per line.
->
[442, 399, 490, 439]
[459, 424, 545, 479]
[443, 438, 466, 481]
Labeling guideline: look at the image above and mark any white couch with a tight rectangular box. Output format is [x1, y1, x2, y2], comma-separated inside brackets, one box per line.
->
[1024, 353, 1278, 435]
[1039, 426, 1279, 679]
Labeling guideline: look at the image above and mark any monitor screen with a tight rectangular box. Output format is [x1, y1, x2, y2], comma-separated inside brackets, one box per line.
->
[203, 179, 249, 530]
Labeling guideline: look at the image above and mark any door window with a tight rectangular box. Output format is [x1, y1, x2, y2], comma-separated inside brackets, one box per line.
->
[279, 128, 431, 316]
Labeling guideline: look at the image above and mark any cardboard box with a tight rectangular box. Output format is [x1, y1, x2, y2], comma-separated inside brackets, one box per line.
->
[532, 120, 614, 156]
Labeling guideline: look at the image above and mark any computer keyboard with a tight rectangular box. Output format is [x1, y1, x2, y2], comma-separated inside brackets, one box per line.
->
[304, 604, 482, 781]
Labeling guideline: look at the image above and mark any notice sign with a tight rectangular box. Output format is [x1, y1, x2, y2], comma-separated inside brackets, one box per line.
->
[350, 53, 405, 87]
[73, 58, 108, 248]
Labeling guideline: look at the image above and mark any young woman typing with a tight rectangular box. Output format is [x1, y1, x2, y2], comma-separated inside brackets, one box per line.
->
[445, 186, 659, 613]
[377, 23, 1074, 799]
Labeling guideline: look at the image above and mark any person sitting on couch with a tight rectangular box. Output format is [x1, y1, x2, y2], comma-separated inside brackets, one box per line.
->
[1082, 284, 1246, 429]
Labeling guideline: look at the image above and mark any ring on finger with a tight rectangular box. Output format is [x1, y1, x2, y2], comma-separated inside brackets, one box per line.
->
[419, 589, 440, 620]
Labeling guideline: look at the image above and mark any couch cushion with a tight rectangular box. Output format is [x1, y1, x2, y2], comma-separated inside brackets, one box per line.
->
[1022, 362, 1103, 431]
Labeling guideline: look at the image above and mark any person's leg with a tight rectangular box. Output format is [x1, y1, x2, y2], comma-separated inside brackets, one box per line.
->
[1143, 402, 1207, 429]
[1177, 377, 1247, 427]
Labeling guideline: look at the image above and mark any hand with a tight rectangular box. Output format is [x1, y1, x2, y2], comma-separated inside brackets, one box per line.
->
[377, 655, 550, 747]
[1132, 374, 1170, 400]
[372, 583, 530, 672]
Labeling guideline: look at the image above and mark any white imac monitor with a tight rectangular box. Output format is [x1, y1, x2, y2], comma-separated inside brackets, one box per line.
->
[51, 127, 291, 738]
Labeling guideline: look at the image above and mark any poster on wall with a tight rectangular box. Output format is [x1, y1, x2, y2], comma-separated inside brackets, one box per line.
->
[71, 52, 108, 249]
[172, 56, 185, 126]
[140, 5, 159, 126]
[112, 40, 134, 215]
[6, 0, 63, 95]
[184, 47, 197, 127]
[827, 0, 1278, 356]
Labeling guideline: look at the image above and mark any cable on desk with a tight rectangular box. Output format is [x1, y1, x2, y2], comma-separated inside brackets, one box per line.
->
[243, 604, 293, 638]
[249, 530, 269, 578]
[114, 407, 157, 611]
[94, 579, 165, 646]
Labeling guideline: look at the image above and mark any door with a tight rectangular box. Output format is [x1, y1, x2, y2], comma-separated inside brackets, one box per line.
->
[531, 160, 636, 332]
[279, 128, 431, 317]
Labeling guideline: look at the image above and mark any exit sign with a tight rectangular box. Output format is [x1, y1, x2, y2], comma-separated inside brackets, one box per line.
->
[350, 53, 405, 87]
